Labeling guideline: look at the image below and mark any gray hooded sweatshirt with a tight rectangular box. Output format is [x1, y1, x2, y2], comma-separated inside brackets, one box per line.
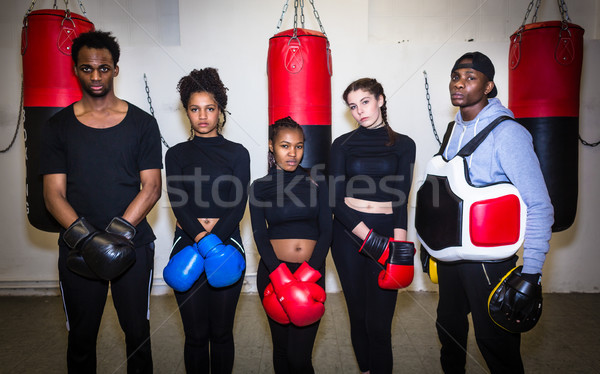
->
[443, 98, 553, 274]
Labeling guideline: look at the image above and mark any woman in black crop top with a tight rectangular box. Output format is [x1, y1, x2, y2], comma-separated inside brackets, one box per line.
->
[250, 117, 332, 374]
[330, 78, 416, 373]
[164, 68, 250, 374]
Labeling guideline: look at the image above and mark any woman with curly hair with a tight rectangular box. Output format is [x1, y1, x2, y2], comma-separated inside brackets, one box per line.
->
[163, 67, 250, 373]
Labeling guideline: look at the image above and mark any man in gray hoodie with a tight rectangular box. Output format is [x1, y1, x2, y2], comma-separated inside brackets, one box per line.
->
[423, 51, 554, 373]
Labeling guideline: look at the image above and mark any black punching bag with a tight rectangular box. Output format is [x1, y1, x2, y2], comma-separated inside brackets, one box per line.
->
[22, 8, 94, 231]
[508, 19, 584, 232]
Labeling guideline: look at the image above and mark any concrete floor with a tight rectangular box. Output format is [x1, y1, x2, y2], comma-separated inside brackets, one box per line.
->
[1, 291, 599, 373]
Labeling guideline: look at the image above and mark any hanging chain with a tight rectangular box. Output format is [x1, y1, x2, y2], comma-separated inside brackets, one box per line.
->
[275, 0, 327, 37]
[77, 0, 87, 17]
[143, 74, 169, 149]
[300, 0, 305, 28]
[531, 0, 541, 23]
[25, 0, 37, 16]
[520, 0, 541, 28]
[25, 0, 87, 19]
[1, 80, 24, 154]
[308, 0, 327, 37]
[520, 1, 535, 28]
[275, 0, 289, 32]
[558, 0, 571, 22]
[293, 0, 299, 32]
[423, 71, 441, 146]
[579, 135, 600, 147]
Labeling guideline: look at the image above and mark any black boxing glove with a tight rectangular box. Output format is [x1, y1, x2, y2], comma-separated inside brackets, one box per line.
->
[63, 217, 136, 281]
[105, 216, 137, 241]
[358, 229, 392, 266]
[488, 266, 542, 333]
[63, 217, 101, 279]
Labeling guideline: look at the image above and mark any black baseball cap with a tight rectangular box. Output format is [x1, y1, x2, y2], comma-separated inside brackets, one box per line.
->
[451, 51, 497, 98]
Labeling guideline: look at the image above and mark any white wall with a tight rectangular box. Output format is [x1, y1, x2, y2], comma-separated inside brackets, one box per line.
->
[0, 0, 598, 294]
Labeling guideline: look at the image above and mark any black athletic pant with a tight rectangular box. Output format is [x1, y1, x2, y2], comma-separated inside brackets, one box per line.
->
[171, 226, 244, 374]
[331, 213, 398, 374]
[257, 260, 324, 374]
[59, 242, 154, 374]
[436, 256, 524, 374]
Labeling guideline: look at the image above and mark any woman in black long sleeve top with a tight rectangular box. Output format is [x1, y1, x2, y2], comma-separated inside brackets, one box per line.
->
[250, 117, 331, 373]
[330, 78, 416, 374]
[165, 68, 250, 374]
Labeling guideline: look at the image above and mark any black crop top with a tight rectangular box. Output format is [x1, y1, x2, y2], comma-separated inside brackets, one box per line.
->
[165, 135, 250, 241]
[249, 167, 332, 272]
[329, 125, 416, 230]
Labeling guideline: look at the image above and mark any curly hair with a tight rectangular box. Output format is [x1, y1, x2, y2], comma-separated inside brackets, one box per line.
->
[71, 30, 120, 66]
[342, 77, 395, 146]
[177, 68, 229, 136]
[268, 116, 305, 169]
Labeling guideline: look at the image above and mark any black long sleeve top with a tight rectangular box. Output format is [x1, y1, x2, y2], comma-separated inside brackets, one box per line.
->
[249, 167, 332, 272]
[165, 135, 250, 241]
[329, 125, 416, 231]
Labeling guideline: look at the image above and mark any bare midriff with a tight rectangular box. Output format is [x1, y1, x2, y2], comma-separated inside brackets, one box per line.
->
[345, 197, 393, 214]
[270, 238, 316, 264]
[177, 218, 220, 242]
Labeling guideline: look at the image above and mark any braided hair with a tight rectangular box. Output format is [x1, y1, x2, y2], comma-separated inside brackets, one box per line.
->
[342, 78, 396, 146]
[177, 68, 228, 138]
[268, 116, 305, 169]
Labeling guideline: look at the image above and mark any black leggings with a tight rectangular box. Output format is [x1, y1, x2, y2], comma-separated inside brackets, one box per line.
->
[257, 260, 324, 374]
[171, 227, 245, 374]
[436, 257, 523, 374]
[59, 242, 154, 374]
[331, 213, 398, 374]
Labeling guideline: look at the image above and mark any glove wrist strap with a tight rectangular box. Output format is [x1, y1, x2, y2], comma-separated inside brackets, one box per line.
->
[106, 217, 136, 240]
[63, 217, 95, 249]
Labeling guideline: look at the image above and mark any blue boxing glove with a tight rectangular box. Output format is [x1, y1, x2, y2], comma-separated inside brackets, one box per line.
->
[163, 245, 205, 292]
[196, 234, 245, 288]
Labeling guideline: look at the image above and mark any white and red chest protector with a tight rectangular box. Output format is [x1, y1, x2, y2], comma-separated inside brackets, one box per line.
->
[415, 116, 527, 262]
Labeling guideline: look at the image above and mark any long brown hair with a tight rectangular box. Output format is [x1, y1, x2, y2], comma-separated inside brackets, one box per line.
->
[343, 78, 395, 146]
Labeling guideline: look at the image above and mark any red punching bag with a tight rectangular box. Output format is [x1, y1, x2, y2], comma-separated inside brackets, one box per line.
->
[508, 3, 583, 232]
[22, 7, 94, 232]
[267, 4, 332, 171]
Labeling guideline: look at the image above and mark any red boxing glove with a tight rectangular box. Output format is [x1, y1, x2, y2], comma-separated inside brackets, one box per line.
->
[293, 262, 322, 283]
[378, 241, 415, 289]
[269, 263, 326, 326]
[263, 283, 290, 324]
[263, 262, 326, 325]
[359, 229, 393, 266]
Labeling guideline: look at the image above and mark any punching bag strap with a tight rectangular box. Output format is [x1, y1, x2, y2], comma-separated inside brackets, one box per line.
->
[307, 0, 330, 75]
[285, 36, 303, 73]
[21, 1, 38, 55]
[556, 0, 575, 65]
[510, 0, 541, 69]
[457, 116, 513, 157]
[22, 0, 89, 56]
